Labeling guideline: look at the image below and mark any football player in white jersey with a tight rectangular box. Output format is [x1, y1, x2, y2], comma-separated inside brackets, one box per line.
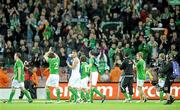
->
[67, 50, 81, 103]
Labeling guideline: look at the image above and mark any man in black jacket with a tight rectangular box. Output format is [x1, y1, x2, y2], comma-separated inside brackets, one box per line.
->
[119, 53, 134, 103]
[161, 54, 175, 105]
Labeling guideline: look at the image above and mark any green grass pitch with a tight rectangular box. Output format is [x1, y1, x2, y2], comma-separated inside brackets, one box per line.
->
[0, 100, 180, 110]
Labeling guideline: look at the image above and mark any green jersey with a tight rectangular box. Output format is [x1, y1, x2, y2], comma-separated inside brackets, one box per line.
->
[14, 59, 25, 81]
[89, 38, 96, 49]
[89, 57, 98, 72]
[81, 62, 89, 79]
[136, 59, 146, 80]
[48, 57, 60, 74]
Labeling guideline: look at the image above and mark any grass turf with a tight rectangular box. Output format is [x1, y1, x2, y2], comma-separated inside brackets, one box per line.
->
[0, 100, 180, 110]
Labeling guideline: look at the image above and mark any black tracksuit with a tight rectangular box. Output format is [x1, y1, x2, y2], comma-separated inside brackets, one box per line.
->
[160, 60, 174, 93]
[120, 57, 134, 95]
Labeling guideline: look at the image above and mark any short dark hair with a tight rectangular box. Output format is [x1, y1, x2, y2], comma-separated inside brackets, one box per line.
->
[89, 50, 96, 56]
[124, 53, 129, 58]
[80, 55, 86, 62]
[48, 52, 55, 58]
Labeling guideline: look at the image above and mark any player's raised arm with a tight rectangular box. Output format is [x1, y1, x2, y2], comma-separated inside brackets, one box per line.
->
[43, 52, 49, 62]
[43, 47, 52, 61]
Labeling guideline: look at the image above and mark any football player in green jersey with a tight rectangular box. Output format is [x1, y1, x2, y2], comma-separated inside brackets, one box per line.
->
[89, 50, 106, 103]
[79, 55, 90, 102]
[44, 47, 61, 103]
[4, 53, 32, 103]
[136, 52, 147, 102]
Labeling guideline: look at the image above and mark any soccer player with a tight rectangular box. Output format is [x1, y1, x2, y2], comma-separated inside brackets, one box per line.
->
[136, 52, 147, 102]
[157, 53, 166, 102]
[120, 53, 134, 103]
[44, 47, 61, 103]
[4, 53, 32, 103]
[66, 50, 81, 103]
[79, 55, 90, 102]
[89, 50, 106, 103]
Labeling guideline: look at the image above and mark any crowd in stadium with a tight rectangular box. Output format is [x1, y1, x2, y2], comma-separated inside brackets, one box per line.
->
[0, 0, 179, 88]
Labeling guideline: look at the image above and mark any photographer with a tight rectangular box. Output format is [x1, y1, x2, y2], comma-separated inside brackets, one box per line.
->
[19, 61, 34, 99]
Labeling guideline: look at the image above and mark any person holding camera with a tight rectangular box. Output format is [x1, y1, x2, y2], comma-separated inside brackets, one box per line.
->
[19, 61, 34, 99]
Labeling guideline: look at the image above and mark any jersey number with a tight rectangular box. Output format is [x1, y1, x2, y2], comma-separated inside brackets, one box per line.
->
[54, 62, 59, 69]
[85, 65, 89, 72]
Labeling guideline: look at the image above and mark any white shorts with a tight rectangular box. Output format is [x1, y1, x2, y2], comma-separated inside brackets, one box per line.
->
[137, 79, 144, 87]
[91, 72, 98, 86]
[11, 79, 24, 89]
[46, 74, 60, 87]
[68, 76, 81, 88]
[158, 78, 165, 87]
[80, 77, 89, 89]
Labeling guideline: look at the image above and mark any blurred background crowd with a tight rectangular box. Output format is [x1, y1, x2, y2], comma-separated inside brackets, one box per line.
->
[0, 0, 179, 88]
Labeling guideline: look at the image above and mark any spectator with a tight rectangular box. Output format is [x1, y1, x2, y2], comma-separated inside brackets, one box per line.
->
[167, 18, 176, 35]
[31, 42, 41, 62]
[0, 35, 5, 56]
[26, 13, 37, 42]
[31, 67, 39, 99]
[138, 37, 150, 61]
[4, 40, 14, 67]
[9, 7, 20, 31]
[147, 35, 158, 59]
[5, 30, 13, 44]
[58, 47, 67, 74]
[159, 35, 169, 54]
[100, 69, 110, 82]
[108, 43, 116, 68]
[123, 43, 134, 59]
[0, 17, 8, 36]
[110, 62, 122, 82]
[0, 67, 9, 88]
[97, 50, 109, 75]
[89, 29, 97, 49]
[18, 39, 29, 61]
[168, 44, 178, 57]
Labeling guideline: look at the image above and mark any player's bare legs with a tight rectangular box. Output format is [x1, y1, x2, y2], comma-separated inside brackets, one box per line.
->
[138, 86, 147, 102]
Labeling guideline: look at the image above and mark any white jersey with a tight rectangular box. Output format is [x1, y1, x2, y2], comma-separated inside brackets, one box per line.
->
[71, 57, 81, 78]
